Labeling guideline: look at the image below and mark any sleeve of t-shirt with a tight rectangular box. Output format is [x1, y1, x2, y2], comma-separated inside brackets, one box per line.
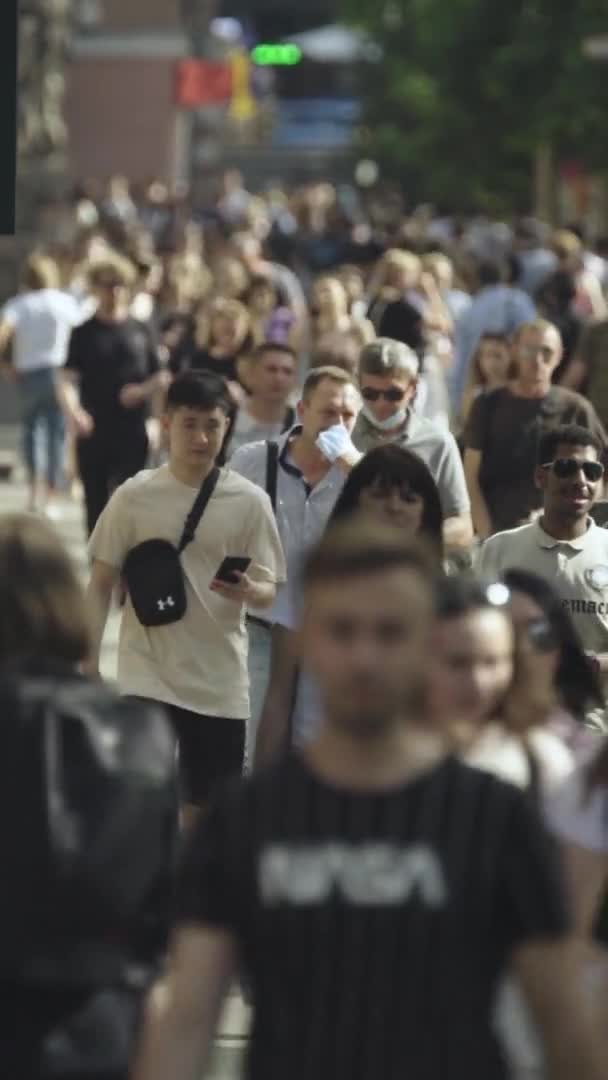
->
[474, 535, 504, 579]
[545, 768, 608, 854]
[496, 788, 571, 951]
[435, 433, 471, 516]
[173, 789, 242, 930]
[244, 491, 286, 586]
[88, 482, 136, 569]
[64, 324, 85, 374]
[462, 392, 487, 452]
[1, 297, 19, 327]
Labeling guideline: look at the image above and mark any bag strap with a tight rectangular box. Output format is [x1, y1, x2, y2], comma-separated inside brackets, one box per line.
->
[177, 466, 220, 553]
[281, 405, 296, 433]
[265, 441, 279, 513]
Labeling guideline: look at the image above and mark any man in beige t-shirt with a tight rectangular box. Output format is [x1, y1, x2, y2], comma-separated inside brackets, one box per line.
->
[87, 372, 286, 814]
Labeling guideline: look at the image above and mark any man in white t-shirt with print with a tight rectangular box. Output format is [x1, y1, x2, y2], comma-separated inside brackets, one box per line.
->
[0, 253, 84, 514]
[86, 372, 286, 819]
[477, 423, 608, 732]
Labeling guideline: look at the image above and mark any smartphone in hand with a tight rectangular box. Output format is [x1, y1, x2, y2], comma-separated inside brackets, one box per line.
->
[213, 556, 251, 585]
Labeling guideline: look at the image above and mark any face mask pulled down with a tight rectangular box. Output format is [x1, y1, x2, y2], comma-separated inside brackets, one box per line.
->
[361, 403, 408, 432]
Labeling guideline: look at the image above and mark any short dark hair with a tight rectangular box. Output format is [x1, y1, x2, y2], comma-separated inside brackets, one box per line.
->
[252, 342, 297, 365]
[303, 520, 436, 591]
[166, 371, 232, 415]
[537, 424, 602, 466]
[302, 365, 357, 402]
[330, 445, 444, 561]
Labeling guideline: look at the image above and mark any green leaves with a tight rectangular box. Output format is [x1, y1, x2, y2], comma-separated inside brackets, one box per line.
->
[341, 0, 608, 211]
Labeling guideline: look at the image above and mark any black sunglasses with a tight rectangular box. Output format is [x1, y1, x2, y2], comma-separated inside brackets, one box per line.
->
[540, 458, 604, 482]
[361, 386, 407, 403]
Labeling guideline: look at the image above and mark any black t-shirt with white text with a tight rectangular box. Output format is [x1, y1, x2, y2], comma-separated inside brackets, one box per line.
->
[176, 752, 569, 1080]
[65, 316, 159, 440]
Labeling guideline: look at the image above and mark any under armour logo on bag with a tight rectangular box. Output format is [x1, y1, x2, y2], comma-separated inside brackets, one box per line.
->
[157, 595, 175, 612]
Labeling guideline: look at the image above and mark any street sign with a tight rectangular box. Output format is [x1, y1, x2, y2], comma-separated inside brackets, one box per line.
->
[174, 59, 232, 107]
[251, 44, 302, 67]
[0, 0, 17, 234]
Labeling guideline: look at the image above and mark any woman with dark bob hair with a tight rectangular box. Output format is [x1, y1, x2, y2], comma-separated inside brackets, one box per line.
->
[253, 446, 444, 766]
[330, 443, 444, 559]
[0, 514, 176, 1080]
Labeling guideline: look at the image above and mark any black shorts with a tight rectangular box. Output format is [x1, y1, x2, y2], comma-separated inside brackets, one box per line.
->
[166, 704, 245, 806]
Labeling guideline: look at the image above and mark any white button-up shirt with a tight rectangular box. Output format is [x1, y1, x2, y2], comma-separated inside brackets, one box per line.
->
[230, 426, 346, 622]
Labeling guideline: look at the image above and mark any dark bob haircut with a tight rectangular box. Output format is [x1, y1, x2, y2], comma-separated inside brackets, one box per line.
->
[330, 444, 444, 560]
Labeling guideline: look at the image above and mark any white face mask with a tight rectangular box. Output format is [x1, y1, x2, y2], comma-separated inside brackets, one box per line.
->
[361, 403, 408, 431]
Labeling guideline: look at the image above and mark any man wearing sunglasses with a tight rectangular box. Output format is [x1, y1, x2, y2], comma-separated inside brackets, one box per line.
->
[352, 339, 473, 549]
[477, 424, 608, 731]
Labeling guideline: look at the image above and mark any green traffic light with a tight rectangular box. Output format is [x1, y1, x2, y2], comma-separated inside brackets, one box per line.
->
[251, 43, 303, 66]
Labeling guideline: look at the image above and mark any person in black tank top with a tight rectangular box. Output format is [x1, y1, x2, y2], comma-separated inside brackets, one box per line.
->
[134, 524, 605, 1080]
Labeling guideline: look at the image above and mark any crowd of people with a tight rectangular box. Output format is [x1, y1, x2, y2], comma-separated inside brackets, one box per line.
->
[1, 171, 608, 1079]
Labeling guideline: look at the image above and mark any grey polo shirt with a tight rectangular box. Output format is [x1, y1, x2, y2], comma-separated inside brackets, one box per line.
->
[230, 426, 346, 621]
[477, 518, 608, 732]
[351, 410, 470, 519]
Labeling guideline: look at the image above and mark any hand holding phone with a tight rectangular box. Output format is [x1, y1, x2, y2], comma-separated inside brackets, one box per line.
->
[213, 556, 251, 586]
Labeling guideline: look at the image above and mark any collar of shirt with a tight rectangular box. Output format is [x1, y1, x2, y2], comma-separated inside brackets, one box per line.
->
[279, 425, 344, 494]
[533, 517, 596, 551]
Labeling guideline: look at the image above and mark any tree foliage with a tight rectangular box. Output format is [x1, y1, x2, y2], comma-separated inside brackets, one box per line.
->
[342, 0, 608, 212]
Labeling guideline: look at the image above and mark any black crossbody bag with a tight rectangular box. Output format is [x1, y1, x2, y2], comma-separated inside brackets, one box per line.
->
[123, 467, 220, 627]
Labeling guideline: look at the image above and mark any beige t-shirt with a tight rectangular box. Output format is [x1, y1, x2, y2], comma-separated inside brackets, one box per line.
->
[89, 464, 286, 718]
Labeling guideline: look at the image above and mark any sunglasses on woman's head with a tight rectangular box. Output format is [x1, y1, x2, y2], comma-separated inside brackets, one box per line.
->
[361, 386, 407, 403]
[540, 458, 604, 482]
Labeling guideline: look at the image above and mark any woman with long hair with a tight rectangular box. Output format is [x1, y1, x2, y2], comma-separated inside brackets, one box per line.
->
[430, 574, 575, 793]
[460, 333, 511, 425]
[503, 568, 604, 757]
[0, 513, 176, 1080]
[254, 446, 445, 767]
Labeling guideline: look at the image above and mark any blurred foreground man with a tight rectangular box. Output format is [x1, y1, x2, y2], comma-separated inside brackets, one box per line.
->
[133, 524, 604, 1080]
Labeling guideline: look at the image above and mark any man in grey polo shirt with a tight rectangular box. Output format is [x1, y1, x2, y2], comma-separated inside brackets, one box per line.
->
[351, 339, 473, 550]
[477, 423, 608, 731]
[231, 365, 361, 753]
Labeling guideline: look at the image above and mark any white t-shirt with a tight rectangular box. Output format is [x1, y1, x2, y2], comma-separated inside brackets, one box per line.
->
[464, 723, 575, 794]
[477, 518, 608, 732]
[225, 408, 287, 460]
[89, 464, 286, 719]
[545, 764, 608, 853]
[2, 289, 84, 372]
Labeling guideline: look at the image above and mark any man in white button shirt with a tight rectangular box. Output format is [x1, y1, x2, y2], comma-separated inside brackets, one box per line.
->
[477, 423, 608, 731]
[230, 365, 361, 753]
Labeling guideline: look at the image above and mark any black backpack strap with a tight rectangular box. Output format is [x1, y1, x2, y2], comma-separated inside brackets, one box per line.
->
[178, 466, 220, 553]
[265, 441, 279, 513]
[281, 405, 296, 433]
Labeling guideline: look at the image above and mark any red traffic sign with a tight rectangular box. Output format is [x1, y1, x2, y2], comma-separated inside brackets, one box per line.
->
[174, 59, 232, 107]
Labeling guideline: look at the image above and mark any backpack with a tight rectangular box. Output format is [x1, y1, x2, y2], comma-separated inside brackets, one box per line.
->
[0, 666, 177, 983]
